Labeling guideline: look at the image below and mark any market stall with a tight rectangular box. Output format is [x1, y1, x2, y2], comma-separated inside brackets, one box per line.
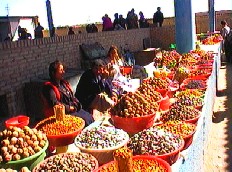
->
[0, 41, 221, 171]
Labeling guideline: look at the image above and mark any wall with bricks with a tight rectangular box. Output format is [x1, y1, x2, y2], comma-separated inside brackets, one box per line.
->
[0, 28, 150, 117]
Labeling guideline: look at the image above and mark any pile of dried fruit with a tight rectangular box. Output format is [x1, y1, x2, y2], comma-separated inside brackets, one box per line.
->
[111, 89, 160, 118]
[174, 89, 205, 99]
[161, 104, 200, 122]
[0, 126, 47, 163]
[184, 80, 206, 89]
[155, 122, 196, 138]
[33, 152, 98, 171]
[96, 159, 169, 172]
[174, 91, 204, 107]
[75, 126, 128, 149]
[128, 127, 183, 156]
[35, 115, 84, 136]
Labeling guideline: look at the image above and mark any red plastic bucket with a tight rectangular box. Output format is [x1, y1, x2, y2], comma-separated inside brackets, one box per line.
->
[159, 95, 170, 112]
[5, 115, 29, 128]
[110, 113, 156, 135]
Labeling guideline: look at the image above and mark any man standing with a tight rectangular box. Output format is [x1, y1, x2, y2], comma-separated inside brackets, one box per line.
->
[153, 7, 164, 27]
[34, 22, 44, 39]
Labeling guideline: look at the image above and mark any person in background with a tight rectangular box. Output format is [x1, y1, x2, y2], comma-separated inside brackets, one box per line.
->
[153, 7, 164, 27]
[102, 14, 114, 31]
[42, 60, 94, 126]
[68, 27, 75, 35]
[34, 22, 44, 38]
[113, 13, 120, 29]
[220, 20, 230, 53]
[118, 14, 127, 30]
[139, 11, 149, 28]
[75, 59, 115, 113]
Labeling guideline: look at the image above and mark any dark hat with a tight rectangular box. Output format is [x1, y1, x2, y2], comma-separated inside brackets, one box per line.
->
[91, 59, 106, 68]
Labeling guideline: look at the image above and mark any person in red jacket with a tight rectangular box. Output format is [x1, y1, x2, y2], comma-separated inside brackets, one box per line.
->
[42, 60, 94, 126]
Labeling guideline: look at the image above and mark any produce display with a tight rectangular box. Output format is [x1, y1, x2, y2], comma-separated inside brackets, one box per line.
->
[110, 88, 160, 118]
[174, 92, 204, 107]
[201, 34, 223, 45]
[174, 89, 205, 99]
[184, 80, 206, 89]
[173, 67, 189, 84]
[128, 127, 183, 156]
[75, 126, 129, 150]
[155, 122, 196, 138]
[0, 126, 47, 163]
[189, 69, 212, 78]
[143, 77, 169, 90]
[35, 115, 84, 136]
[33, 152, 98, 172]
[161, 104, 201, 122]
[179, 53, 198, 66]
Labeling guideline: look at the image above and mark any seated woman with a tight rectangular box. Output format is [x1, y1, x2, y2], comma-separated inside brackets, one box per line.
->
[42, 60, 94, 126]
[75, 59, 115, 113]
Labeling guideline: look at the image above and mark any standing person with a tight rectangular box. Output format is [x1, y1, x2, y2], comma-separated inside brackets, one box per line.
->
[220, 20, 230, 53]
[34, 22, 44, 39]
[139, 11, 149, 28]
[42, 60, 94, 126]
[153, 7, 164, 27]
[118, 14, 127, 30]
[102, 14, 113, 31]
[113, 13, 120, 29]
[68, 27, 75, 35]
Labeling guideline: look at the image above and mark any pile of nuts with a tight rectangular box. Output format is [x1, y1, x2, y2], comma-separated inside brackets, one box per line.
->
[175, 95, 203, 107]
[33, 152, 98, 171]
[0, 167, 30, 172]
[143, 78, 169, 90]
[75, 126, 128, 149]
[161, 104, 200, 122]
[128, 127, 183, 156]
[0, 126, 47, 163]
[35, 115, 84, 136]
[111, 89, 160, 118]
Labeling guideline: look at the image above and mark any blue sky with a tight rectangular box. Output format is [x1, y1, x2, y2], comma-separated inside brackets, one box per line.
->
[0, 0, 231, 29]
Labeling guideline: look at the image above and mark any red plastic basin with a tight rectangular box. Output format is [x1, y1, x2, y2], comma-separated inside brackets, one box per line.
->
[93, 155, 172, 172]
[5, 115, 29, 128]
[35, 117, 85, 147]
[110, 113, 156, 135]
[156, 138, 185, 165]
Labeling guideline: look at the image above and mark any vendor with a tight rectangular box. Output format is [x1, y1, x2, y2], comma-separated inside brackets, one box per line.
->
[42, 60, 94, 126]
[75, 59, 115, 113]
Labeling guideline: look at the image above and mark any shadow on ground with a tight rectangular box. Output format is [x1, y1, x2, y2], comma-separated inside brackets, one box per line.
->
[213, 62, 232, 171]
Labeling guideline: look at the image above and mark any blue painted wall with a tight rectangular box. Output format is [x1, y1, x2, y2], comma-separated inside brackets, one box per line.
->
[174, 0, 196, 53]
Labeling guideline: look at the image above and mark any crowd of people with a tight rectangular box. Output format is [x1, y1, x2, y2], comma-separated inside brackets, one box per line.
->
[101, 7, 163, 31]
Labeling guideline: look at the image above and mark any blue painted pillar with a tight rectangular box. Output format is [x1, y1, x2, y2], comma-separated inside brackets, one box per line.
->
[174, 0, 196, 53]
[208, 0, 215, 32]
[46, 0, 54, 37]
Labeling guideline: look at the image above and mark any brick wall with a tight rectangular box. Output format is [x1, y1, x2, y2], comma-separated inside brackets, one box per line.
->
[0, 28, 150, 117]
